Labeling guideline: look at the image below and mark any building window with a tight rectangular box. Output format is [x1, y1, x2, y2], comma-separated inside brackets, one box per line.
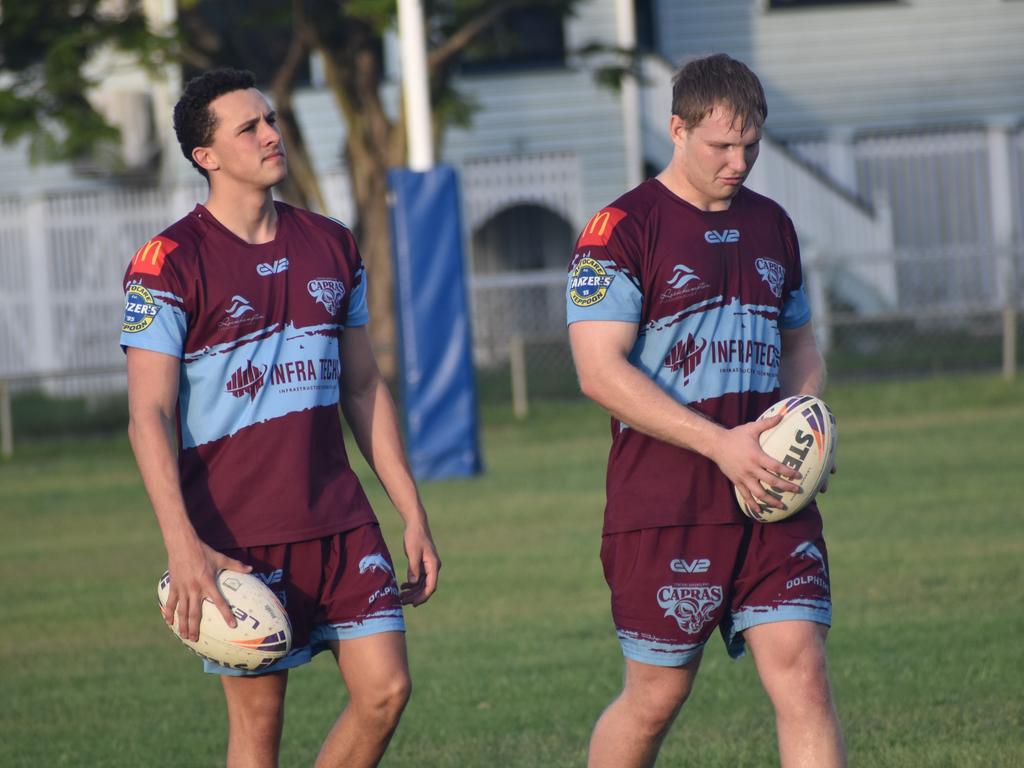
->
[460, 9, 565, 73]
[635, 0, 656, 52]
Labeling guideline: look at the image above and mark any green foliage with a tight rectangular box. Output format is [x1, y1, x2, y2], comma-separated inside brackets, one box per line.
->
[1, 374, 1022, 766]
[0, 0, 173, 162]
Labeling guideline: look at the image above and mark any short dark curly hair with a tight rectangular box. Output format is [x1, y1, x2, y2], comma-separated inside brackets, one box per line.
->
[173, 68, 257, 179]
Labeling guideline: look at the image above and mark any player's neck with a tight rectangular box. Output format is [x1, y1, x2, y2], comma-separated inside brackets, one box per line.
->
[203, 186, 279, 245]
[655, 167, 735, 213]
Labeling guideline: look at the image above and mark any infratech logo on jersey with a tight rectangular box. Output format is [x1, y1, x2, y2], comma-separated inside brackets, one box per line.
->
[122, 285, 160, 333]
[225, 361, 268, 401]
[129, 236, 178, 276]
[569, 254, 615, 307]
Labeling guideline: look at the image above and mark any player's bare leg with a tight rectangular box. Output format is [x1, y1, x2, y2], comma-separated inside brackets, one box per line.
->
[746, 621, 847, 768]
[588, 655, 701, 768]
[316, 631, 412, 768]
[221, 670, 288, 768]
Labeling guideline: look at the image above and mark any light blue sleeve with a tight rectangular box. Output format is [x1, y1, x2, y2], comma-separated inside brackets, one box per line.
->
[345, 266, 369, 327]
[780, 282, 812, 329]
[119, 284, 186, 357]
[566, 254, 643, 325]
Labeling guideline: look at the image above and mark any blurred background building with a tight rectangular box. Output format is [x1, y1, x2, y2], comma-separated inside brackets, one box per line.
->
[0, 0, 1021, 433]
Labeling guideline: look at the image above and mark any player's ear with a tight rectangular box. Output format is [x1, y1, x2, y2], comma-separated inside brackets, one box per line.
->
[669, 115, 689, 148]
[192, 145, 219, 173]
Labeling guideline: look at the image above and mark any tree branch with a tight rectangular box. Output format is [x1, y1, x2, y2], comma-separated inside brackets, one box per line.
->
[426, 0, 534, 74]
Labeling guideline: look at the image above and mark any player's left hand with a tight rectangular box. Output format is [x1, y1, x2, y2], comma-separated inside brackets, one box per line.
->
[401, 518, 440, 606]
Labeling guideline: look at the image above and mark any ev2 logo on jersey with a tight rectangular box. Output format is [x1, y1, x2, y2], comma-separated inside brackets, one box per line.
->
[670, 558, 710, 574]
[257, 258, 289, 276]
[704, 229, 740, 244]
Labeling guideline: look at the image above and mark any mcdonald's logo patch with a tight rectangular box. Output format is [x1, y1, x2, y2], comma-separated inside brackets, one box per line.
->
[130, 236, 179, 276]
[577, 207, 627, 247]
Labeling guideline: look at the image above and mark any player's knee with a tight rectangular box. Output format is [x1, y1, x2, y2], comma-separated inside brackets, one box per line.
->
[627, 682, 691, 738]
[355, 670, 412, 727]
[764, 653, 833, 714]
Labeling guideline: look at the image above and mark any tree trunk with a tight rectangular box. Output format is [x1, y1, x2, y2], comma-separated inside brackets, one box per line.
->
[269, 2, 327, 213]
[306, 13, 405, 378]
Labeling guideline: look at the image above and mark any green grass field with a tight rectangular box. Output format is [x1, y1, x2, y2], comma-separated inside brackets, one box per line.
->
[2, 373, 1022, 767]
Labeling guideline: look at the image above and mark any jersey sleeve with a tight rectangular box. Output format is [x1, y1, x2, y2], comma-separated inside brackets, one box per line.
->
[345, 262, 369, 327]
[119, 236, 190, 357]
[778, 213, 812, 329]
[565, 207, 643, 325]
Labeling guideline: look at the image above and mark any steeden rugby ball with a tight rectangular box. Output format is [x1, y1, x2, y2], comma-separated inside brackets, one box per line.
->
[157, 569, 292, 671]
[735, 394, 838, 523]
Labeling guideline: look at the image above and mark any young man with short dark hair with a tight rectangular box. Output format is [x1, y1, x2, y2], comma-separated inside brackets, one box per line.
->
[122, 68, 440, 768]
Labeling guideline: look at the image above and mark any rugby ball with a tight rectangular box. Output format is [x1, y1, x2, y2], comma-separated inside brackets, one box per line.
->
[157, 569, 292, 671]
[735, 395, 838, 523]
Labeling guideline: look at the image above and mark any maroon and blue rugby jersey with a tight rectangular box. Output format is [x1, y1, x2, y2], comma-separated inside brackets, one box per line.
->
[120, 203, 377, 548]
[566, 180, 814, 532]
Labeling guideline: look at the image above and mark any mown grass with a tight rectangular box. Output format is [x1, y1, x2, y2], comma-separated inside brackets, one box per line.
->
[1, 372, 1022, 766]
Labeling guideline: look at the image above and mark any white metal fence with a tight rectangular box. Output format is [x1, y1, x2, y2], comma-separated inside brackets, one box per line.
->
[0, 129, 1020, 412]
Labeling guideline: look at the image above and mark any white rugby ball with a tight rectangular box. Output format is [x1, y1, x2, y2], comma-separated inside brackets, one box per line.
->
[735, 395, 838, 523]
[157, 569, 292, 671]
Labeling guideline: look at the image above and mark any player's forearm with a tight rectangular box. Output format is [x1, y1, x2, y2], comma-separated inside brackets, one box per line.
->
[577, 357, 726, 459]
[127, 408, 202, 552]
[779, 343, 826, 398]
[341, 379, 426, 525]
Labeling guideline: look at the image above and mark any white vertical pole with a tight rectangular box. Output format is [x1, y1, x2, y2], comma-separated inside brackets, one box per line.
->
[25, 196, 59, 375]
[987, 118, 1017, 380]
[397, 0, 434, 171]
[615, 0, 642, 189]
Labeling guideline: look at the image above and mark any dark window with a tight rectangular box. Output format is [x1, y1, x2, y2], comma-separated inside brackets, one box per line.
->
[769, 0, 898, 8]
[460, 9, 565, 73]
[635, 0, 656, 52]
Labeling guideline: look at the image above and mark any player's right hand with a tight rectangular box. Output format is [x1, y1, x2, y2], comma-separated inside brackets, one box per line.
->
[164, 539, 251, 642]
[709, 414, 803, 513]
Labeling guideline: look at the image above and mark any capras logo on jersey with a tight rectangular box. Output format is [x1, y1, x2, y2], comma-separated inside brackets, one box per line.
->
[577, 207, 627, 247]
[663, 333, 707, 385]
[569, 254, 615, 307]
[122, 285, 160, 333]
[308, 278, 346, 316]
[755, 257, 785, 298]
[670, 558, 710, 574]
[704, 229, 740, 244]
[256, 258, 289, 276]
[225, 361, 268, 401]
[129, 235, 178, 276]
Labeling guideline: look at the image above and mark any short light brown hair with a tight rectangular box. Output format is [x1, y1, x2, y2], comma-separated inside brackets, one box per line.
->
[671, 53, 767, 133]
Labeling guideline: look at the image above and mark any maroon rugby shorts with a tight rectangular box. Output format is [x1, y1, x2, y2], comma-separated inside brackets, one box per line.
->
[204, 523, 405, 676]
[600, 512, 832, 667]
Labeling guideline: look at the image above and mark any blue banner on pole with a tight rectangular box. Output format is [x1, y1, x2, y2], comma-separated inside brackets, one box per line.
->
[387, 165, 483, 480]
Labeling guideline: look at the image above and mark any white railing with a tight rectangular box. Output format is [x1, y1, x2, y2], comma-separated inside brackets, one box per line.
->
[461, 151, 583, 233]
